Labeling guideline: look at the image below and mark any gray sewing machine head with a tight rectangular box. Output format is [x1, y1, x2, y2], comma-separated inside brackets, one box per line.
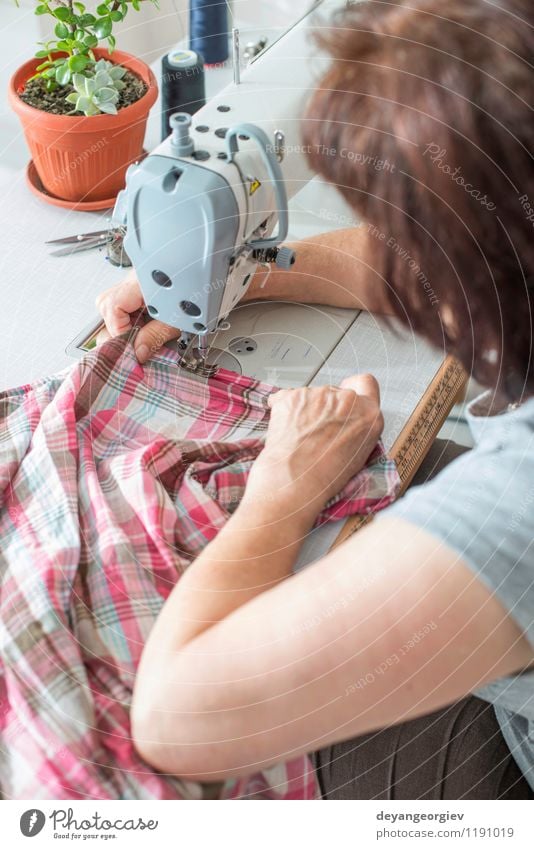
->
[114, 115, 297, 370]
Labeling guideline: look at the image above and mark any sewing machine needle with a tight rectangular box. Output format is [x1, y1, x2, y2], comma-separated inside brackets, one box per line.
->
[198, 335, 210, 361]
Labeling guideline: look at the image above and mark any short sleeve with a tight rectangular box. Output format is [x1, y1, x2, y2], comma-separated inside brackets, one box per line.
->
[381, 423, 534, 718]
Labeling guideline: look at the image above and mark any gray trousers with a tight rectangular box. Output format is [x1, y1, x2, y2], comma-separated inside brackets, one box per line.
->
[312, 440, 534, 800]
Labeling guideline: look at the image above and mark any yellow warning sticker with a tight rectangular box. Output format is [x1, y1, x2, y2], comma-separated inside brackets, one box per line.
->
[249, 179, 261, 196]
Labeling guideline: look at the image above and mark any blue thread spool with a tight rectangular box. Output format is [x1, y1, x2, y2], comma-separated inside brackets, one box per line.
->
[161, 49, 206, 141]
[189, 0, 229, 66]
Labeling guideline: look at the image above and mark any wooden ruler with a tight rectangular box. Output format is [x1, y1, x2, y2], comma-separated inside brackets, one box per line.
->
[332, 355, 467, 547]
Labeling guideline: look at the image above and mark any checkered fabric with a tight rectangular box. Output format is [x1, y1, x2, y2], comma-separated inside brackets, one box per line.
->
[0, 335, 399, 799]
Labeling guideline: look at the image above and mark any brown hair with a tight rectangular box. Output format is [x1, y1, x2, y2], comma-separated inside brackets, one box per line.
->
[303, 0, 534, 397]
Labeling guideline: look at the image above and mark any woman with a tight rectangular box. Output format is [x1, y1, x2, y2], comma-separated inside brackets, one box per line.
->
[97, 0, 534, 798]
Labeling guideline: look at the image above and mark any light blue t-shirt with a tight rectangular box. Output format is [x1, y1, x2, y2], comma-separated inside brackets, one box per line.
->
[384, 391, 534, 790]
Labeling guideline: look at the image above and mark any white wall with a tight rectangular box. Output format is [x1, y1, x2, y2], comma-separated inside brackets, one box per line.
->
[96, 0, 189, 64]
[4, 0, 318, 71]
[95, 0, 317, 62]
[0, 0, 42, 170]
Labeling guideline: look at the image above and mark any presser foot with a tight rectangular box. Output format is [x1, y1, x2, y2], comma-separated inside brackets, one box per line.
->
[176, 334, 218, 376]
[176, 332, 242, 377]
[176, 340, 242, 377]
[177, 348, 218, 377]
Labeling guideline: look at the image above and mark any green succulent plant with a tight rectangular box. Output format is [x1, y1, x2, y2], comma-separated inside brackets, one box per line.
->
[65, 58, 126, 115]
[16, 0, 158, 115]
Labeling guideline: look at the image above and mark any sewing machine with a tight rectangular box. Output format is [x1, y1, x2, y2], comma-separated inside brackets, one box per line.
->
[111, 1, 328, 374]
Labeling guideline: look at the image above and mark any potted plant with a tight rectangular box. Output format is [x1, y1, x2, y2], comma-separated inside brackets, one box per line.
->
[8, 0, 159, 206]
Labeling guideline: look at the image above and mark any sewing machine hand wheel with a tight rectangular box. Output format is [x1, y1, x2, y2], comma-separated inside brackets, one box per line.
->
[225, 123, 289, 250]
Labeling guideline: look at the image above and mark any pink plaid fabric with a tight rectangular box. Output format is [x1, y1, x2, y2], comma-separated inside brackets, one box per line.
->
[0, 335, 399, 800]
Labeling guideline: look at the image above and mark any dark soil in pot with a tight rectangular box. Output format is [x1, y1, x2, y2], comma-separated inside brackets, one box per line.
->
[19, 67, 147, 116]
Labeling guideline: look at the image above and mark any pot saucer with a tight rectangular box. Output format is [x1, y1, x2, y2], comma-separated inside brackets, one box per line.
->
[26, 160, 117, 212]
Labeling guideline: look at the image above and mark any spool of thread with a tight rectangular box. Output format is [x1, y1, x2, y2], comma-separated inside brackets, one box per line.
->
[161, 48, 206, 141]
[189, 0, 229, 66]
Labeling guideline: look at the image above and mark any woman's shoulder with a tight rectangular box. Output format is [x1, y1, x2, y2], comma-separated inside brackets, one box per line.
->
[466, 390, 534, 451]
[384, 393, 534, 565]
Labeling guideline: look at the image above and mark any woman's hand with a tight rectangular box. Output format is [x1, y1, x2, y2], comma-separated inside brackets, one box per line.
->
[96, 270, 180, 363]
[245, 374, 384, 521]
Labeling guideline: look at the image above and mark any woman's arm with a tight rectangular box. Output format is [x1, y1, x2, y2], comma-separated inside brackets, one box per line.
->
[97, 227, 391, 363]
[133, 373, 382, 654]
[247, 226, 391, 313]
[131, 379, 534, 782]
[132, 514, 533, 782]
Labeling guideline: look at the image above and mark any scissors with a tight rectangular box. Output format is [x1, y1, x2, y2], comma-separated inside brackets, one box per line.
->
[45, 227, 131, 266]
[45, 229, 111, 257]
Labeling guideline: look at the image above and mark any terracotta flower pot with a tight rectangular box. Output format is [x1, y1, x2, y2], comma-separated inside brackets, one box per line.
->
[8, 49, 158, 204]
